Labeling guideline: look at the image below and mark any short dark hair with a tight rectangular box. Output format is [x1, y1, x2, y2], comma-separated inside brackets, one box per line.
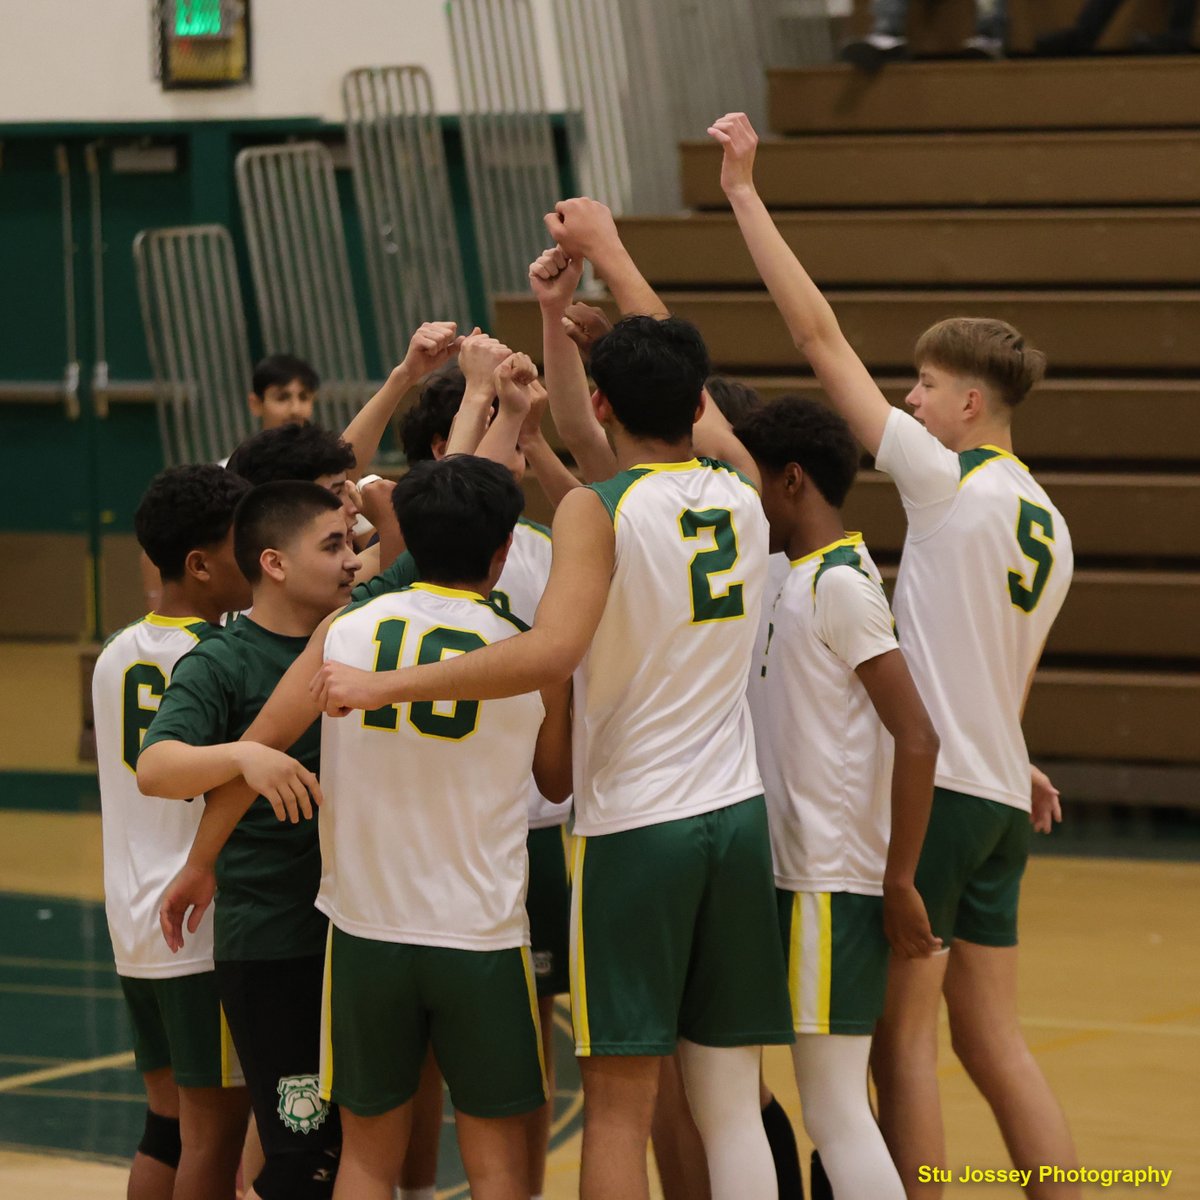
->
[589, 315, 711, 442]
[225, 423, 355, 486]
[399, 366, 468, 463]
[392, 456, 524, 583]
[251, 353, 320, 397]
[233, 481, 344, 583]
[135, 465, 251, 581]
[734, 396, 861, 508]
[705, 376, 761, 425]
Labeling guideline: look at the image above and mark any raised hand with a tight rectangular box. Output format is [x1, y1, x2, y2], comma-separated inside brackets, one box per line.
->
[561, 302, 613, 363]
[707, 111, 759, 198]
[159, 862, 217, 953]
[398, 320, 461, 379]
[520, 378, 549, 446]
[457, 327, 513, 389]
[544, 198, 621, 262]
[1030, 764, 1062, 834]
[232, 742, 323, 823]
[494, 352, 539, 417]
[529, 246, 585, 312]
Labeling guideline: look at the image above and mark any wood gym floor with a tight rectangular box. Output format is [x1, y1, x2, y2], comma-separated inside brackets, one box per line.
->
[1, 643, 1197, 1197]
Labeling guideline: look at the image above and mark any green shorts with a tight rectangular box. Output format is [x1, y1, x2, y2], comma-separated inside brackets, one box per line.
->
[916, 787, 1031, 948]
[569, 796, 793, 1057]
[119, 972, 243, 1089]
[319, 926, 547, 1119]
[777, 890, 889, 1036]
[527, 824, 570, 999]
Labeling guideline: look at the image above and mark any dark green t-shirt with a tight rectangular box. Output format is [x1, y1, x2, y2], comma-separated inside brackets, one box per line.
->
[142, 616, 324, 962]
[350, 549, 419, 602]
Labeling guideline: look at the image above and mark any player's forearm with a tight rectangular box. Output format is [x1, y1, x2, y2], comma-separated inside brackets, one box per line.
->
[883, 735, 939, 887]
[444, 383, 493, 456]
[342, 364, 415, 476]
[523, 434, 581, 509]
[693, 388, 761, 489]
[188, 778, 258, 869]
[136, 740, 252, 801]
[588, 239, 668, 319]
[474, 404, 525, 465]
[726, 186, 841, 355]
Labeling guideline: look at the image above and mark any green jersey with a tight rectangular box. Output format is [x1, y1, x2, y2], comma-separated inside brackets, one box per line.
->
[350, 550, 418, 603]
[142, 616, 324, 962]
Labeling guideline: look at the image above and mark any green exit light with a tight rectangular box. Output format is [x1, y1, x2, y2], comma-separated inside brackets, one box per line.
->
[175, 1, 223, 37]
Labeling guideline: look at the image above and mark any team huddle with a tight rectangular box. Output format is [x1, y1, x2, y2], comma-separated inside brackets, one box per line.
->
[94, 114, 1081, 1200]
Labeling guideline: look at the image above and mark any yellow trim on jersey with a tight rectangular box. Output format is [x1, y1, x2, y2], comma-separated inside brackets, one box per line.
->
[518, 518, 553, 543]
[981, 444, 1029, 471]
[628, 458, 701, 473]
[958, 444, 1029, 489]
[318, 926, 335, 1102]
[521, 946, 549, 1098]
[569, 837, 591, 1055]
[409, 582, 489, 602]
[788, 532, 864, 569]
[144, 612, 205, 635]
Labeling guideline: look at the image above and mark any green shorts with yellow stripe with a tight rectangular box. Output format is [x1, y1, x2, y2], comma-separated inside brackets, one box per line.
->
[119, 971, 243, 1088]
[776, 890, 889, 1036]
[319, 925, 547, 1119]
[569, 796, 793, 1056]
[527, 824, 571, 998]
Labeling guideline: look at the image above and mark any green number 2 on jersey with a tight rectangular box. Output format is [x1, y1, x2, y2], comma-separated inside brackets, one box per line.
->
[680, 507, 745, 623]
[362, 618, 485, 740]
[122, 663, 167, 772]
[1009, 498, 1056, 613]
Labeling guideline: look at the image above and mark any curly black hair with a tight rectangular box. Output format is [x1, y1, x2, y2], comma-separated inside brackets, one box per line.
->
[704, 376, 761, 425]
[733, 395, 861, 509]
[399, 366, 469, 463]
[134, 465, 251, 581]
[225, 423, 355, 486]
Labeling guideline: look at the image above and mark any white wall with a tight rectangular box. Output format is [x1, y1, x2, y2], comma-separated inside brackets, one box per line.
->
[5, 0, 565, 122]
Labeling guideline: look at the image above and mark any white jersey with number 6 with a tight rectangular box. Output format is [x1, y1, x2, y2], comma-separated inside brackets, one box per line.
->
[317, 583, 546, 950]
[93, 614, 217, 978]
[876, 409, 1073, 812]
[574, 458, 768, 837]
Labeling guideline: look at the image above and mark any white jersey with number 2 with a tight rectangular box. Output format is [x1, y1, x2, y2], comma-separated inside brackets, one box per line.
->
[876, 409, 1073, 812]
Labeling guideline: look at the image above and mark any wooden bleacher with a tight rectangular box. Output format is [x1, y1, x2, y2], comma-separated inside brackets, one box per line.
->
[496, 47, 1200, 793]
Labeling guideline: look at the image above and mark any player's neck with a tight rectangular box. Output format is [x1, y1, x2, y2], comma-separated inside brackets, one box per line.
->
[953, 419, 1013, 455]
[246, 587, 325, 638]
[421, 576, 490, 599]
[612, 430, 695, 471]
[785, 506, 847, 562]
[155, 583, 223, 626]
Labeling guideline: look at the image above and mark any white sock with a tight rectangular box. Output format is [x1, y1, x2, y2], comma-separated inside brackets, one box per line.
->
[678, 1039, 777, 1200]
[792, 1034, 905, 1199]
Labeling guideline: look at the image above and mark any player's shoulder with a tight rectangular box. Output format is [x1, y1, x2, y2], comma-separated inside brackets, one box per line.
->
[98, 613, 215, 664]
[810, 535, 872, 591]
[516, 516, 552, 542]
[696, 456, 758, 493]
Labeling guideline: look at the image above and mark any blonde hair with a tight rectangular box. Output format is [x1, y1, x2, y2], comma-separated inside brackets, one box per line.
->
[914, 318, 1046, 407]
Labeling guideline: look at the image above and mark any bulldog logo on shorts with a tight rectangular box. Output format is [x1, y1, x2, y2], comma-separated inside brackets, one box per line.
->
[533, 950, 553, 977]
[276, 1074, 329, 1134]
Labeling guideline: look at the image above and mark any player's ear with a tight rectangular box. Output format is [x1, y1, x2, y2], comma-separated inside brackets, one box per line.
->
[784, 462, 804, 495]
[693, 389, 707, 426]
[247, 392, 264, 417]
[591, 388, 612, 425]
[430, 434, 448, 461]
[962, 384, 986, 421]
[183, 547, 212, 583]
[259, 547, 286, 584]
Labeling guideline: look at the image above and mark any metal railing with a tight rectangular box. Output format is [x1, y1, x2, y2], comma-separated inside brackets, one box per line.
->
[235, 142, 372, 431]
[133, 225, 253, 465]
[342, 66, 472, 362]
[447, 0, 562, 313]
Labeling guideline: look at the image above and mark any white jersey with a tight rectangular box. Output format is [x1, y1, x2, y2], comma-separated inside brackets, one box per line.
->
[492, 518, 569, 830]
[749, 535, 899, 893]
[573, 458, 768, 837]
[93, 614, 217, 978]
[751, 552, 791, 688]
[876, 408, 1073, 811]
[317, 583, 546, 950]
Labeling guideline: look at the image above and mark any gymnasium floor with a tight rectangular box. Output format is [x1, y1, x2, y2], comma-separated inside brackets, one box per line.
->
[1, 642, 1197, 1197]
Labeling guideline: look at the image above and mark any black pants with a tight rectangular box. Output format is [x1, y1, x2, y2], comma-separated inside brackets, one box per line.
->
[217, 954, 341, 1200]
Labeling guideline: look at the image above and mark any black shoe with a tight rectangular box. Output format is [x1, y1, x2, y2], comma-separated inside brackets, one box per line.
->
[1130, 30, 1195, 54]
[840, 34, 910, 71]
[1034, 27, 1091, 56]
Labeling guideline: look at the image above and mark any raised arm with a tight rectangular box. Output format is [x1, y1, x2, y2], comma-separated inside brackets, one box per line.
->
[310, 486, 614, 711]
[529, 247, 617, 482]
[342, 321, 461, 475]
[709, 112, 893, 456]
[444, 329, 512, 457]
[520, 379, 582, 509]
[546, 200, 669, 319]
[694, 388, 761, 490]
[474, 352, 537, 464]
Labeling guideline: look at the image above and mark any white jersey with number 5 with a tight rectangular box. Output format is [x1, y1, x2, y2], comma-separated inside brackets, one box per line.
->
[876, 409, 1073, 812]
[574, 458, 768, 837]
[317, 583, 546, 949]
[93, 614, 217, 978]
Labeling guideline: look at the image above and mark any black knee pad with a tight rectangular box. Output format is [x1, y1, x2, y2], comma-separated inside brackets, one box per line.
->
[253, 1149, 339, 1200]
[138, 1108, 182, 1169]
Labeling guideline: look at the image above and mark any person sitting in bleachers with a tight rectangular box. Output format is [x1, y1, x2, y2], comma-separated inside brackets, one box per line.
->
[841, 0, 1006, 67]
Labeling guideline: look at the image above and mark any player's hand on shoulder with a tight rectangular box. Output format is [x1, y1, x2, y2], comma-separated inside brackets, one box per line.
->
[544, 197, 619, 261]
[159, 862, 217, 953]
[883, 880, 942, 959]
[232, 743, 323, 823]
[707, 112, 759, 198]
[398, 320, 461, 379]
[1030, 764, 1062, 834]
[310, 659, 388, 717]
[562, 301, 613, 363]
[529, 246, 584, 311]
[458, 327, 512, 387]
